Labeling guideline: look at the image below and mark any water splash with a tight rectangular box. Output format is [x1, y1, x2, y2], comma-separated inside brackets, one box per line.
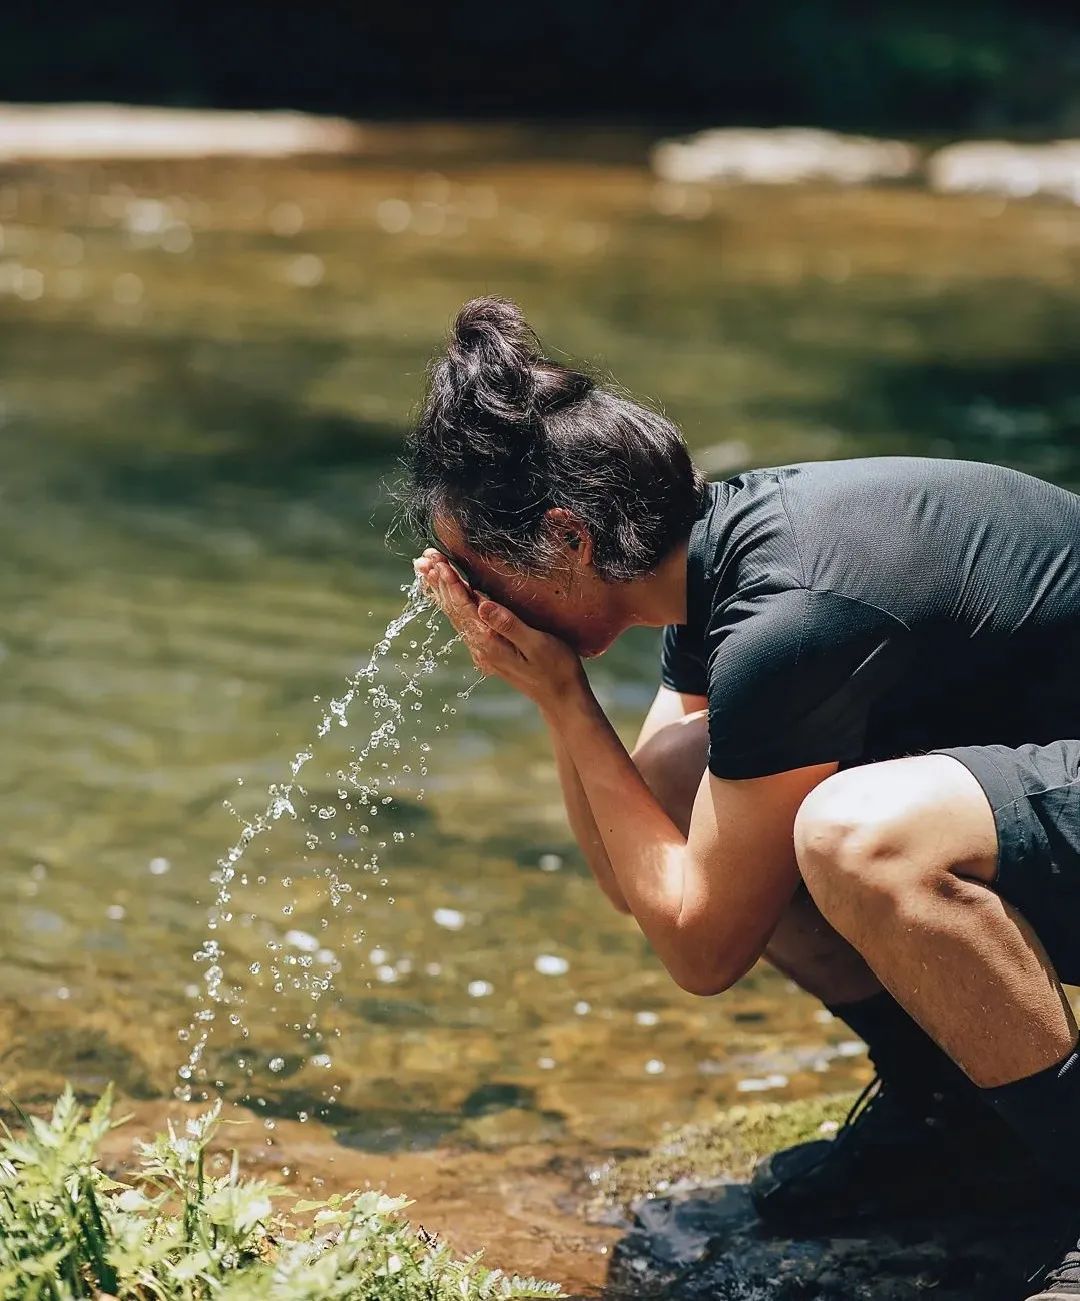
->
[176, 575, 461, 1099]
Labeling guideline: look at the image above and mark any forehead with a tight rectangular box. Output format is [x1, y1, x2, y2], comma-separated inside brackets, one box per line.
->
[428, 512, 476, 572]
[429, 513, 525, 594]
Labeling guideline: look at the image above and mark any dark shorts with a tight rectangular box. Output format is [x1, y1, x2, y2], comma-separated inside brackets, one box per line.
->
[929, 741, 1080, 984]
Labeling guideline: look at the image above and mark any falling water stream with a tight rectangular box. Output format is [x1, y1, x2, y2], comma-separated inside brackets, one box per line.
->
[176, 574, 470, 1104]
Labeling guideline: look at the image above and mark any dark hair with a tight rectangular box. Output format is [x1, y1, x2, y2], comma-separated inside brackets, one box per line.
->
[394, 296, 706, 582]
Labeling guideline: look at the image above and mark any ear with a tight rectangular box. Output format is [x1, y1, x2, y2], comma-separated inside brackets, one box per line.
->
[543, 506, 593, 566]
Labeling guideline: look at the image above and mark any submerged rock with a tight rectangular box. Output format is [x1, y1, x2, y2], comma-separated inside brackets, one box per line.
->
[651, 128, 919, 186]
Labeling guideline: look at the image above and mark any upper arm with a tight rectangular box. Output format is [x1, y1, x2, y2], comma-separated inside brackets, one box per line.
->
[634, 683, 709, 753]
[635, 621, 709, 752]
[677, 757, 840, 994]
[662, 586, 908, 993]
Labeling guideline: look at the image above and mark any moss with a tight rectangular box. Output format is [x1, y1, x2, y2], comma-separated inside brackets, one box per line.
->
[590, 1091, 858, 1211]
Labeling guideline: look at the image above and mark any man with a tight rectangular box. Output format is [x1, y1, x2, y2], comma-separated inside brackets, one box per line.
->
[409, 304, 1080, 1299]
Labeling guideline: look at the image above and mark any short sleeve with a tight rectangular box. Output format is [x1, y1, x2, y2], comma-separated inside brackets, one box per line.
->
[659, 622, 708, 696]
[705, 587, 910, 779]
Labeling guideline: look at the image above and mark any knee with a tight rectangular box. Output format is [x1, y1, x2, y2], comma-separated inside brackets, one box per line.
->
[793, 768, 921, 926]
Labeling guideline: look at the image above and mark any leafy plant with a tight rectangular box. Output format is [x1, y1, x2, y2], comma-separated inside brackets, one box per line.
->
[0, 1085, 563, 1300]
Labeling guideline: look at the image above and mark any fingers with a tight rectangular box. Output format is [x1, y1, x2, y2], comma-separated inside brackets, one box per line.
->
[412, 556, 485, 644]
[411, 555, 525, 676]
[476, 598, 532, 652]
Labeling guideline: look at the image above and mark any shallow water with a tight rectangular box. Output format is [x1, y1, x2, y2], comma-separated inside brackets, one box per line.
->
[2, 133, 1079, 1175]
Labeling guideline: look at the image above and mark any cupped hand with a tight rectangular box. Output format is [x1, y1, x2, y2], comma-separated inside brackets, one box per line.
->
[412, 549, 585, 708]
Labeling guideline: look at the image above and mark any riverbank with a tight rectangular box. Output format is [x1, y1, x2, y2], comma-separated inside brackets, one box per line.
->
[14, 1084, 1079, 1298]
[82, 1097, 621, 1295]
[593, 1095, 1079, 1300]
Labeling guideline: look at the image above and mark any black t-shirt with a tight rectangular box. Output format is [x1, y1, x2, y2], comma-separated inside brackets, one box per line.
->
[660, 456, 1080, 779]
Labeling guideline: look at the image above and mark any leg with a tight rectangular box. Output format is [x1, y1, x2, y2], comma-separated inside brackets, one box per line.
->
[794, 753, 1078, 1088]
[637, 721, 1050, 1226]
[632, 709, 879, 1003]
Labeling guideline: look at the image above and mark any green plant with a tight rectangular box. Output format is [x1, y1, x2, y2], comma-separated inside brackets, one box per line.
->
[0, 1086, 563, 1300]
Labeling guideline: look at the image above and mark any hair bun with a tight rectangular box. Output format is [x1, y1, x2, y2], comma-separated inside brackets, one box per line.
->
[444, 295, 596, 432]
[446, 296, 539, 426]
[452, 296, 533, 358]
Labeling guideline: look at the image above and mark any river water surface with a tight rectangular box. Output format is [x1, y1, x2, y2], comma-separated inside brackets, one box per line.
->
[2, 126, 1079, 1287]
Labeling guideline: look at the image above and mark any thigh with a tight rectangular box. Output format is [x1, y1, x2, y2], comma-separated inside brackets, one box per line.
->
[806, 750, 1000, 887]
[930, 740, 1080, 983]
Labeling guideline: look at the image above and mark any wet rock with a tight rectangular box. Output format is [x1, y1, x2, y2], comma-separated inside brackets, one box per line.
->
[335, 1108, 460, 1153]
[356, 996, 436, 1027]
[5, 1025, 156, 1101]
[610, 1181, 1080, 1300]
[460, 1080, 537, 1116]
[459, 1106, 567, 1149]
[929, 140, 1080, 203]
[651, 128, 919, 186]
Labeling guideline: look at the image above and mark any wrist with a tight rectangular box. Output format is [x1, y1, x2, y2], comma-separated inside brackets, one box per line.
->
[538, 666, 591, 724]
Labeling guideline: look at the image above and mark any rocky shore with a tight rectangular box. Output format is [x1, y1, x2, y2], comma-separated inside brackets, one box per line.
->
[590, 1094, 1080, 1300]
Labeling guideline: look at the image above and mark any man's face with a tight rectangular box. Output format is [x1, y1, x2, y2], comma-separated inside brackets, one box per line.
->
[428, 514, 627, 658]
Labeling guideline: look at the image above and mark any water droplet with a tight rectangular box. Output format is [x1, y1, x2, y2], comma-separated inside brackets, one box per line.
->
[433, 907, 465, 931]
[534, 954, 569, 976]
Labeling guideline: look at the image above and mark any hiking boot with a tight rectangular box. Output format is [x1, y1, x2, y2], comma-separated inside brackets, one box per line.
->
[749, 1070, 1047, 1230]
[1024, 1228, 1080, 1298]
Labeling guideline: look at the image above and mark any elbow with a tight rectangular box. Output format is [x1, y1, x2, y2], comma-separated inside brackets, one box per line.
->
[672, 968, 735, 998]
[673, 957, 758, 997]
[667, 925, 762, 998]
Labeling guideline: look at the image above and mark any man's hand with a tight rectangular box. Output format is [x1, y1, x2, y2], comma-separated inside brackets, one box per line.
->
[412, 549, 586, 708]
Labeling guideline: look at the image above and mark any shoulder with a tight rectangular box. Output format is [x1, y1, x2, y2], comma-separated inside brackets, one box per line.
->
[703, 584, 908, 778]
[708, 582, 907, 666]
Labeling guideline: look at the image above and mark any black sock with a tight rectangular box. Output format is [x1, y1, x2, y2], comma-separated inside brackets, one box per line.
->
[982, 1044, 1080, 1192]
[825, 990, 974, 1100]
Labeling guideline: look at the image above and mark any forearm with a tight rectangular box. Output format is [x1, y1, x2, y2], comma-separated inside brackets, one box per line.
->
[541, 680, 691, 957]
[545, 717, 632, 913]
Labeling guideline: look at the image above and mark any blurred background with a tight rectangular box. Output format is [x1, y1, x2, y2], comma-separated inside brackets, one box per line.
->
[3, 1, 1080, 133]
[1, 0, 1079, 1244]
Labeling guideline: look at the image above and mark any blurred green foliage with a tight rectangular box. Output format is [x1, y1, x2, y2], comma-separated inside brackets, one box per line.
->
[3, 2, 1077, 133]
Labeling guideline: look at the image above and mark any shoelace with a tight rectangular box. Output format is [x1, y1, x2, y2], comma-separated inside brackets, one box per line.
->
[836, 1073, 883, 1137]
[831, 1068, 957, 1155]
